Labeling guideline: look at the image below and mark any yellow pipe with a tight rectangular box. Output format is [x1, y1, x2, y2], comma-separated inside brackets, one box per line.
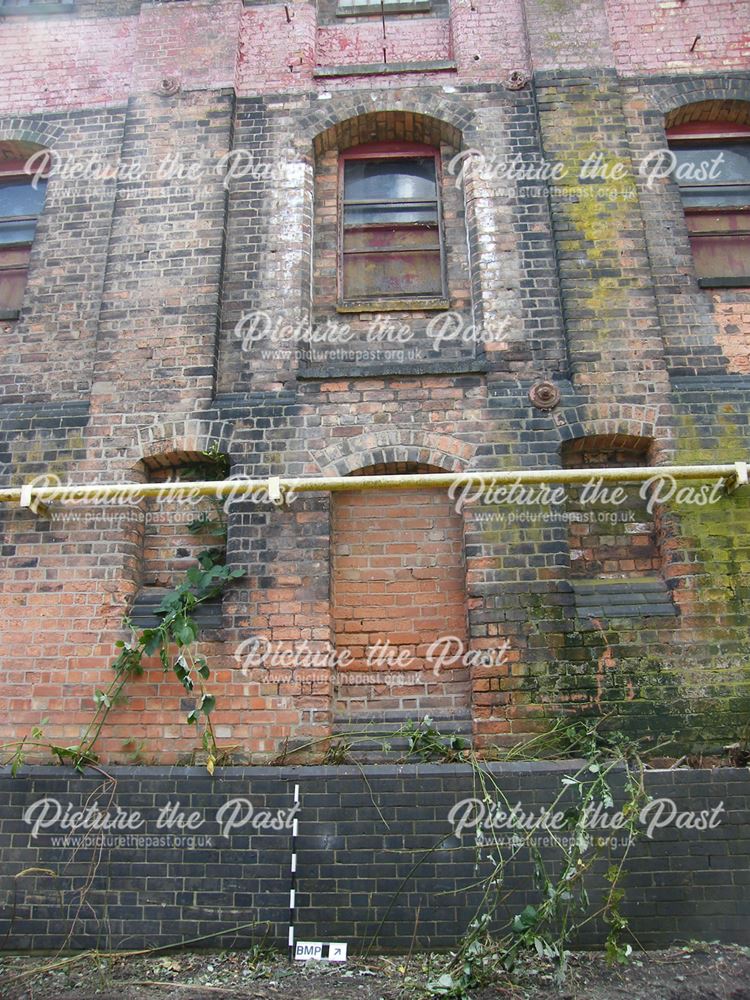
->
[0, 461, 746, 509]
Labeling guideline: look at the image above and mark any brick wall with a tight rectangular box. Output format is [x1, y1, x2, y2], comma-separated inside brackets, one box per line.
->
[1, 0, 745, 116]
[0, 763, 747, 951]
[1, 1, 750, 766]
[605, 0, 750, 75]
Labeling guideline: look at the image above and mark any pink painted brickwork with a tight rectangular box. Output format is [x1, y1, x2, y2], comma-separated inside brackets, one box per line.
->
[133, 0, 242, 94]
[0, 16, 136, 115]
[452, 0, 530, 82]
[1, 0, 748, 112]
[236, 5, 316, 93]
[606, 0, 750, 74]
[315, 20, 452, 68]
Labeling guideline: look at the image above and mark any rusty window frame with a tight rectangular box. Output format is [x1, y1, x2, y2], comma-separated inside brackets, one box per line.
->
[667, 121, 750, 288]
[0, 159, 48, 316]
[337, 141, 448, 309]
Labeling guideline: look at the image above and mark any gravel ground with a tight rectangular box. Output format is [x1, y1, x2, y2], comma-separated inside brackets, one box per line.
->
[1, 942, 749, 999]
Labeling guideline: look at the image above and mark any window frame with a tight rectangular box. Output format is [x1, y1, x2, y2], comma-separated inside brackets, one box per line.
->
[0, 1, 75, 15]
[337, 141, 449, 313]
[0, 156, 49, 319]
[666, 120, 750, 289]
[335, 0, 432, 16]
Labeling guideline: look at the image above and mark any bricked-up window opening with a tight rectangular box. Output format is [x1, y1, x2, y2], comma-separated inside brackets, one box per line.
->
[332, 463, 470, 717]
[562, 437, 660, 578]
[561, 436, 676, 621]
[339, 143, 447, 308]
[131, 452, 229, 630]
[666, 121, 750, 288]
[0, 159, 48, 316]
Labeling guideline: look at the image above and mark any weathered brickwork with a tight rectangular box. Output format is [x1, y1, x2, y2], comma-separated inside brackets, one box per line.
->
[0, 763, 747, 951]
[0, 1, 749, 771]
[711, 292, 750, 372]
[561, 438, 661, 579]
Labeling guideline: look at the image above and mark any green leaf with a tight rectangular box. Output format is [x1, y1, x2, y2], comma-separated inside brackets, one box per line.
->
[512, 904, 538, 933]
[173, 659, 193, 692]
[143, 629, 163, 657]
[200, 694, 216, 716]
[173, 616, 198, 646]
[93, 689, 112, 709]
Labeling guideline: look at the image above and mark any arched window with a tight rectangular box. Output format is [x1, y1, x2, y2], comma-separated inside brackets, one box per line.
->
[0, 146, 49, 317]
[338, 142, 447, 309]
[666, 120, 750, 287]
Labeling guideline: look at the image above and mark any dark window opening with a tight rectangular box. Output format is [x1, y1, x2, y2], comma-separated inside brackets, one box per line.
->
[667, 122, 750, 287]
[0, 160, 48, 316]
[339, 142, 447, 309]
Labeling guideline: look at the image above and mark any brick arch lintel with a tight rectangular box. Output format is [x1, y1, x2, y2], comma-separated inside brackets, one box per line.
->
[547, 404, 674, 465]
[127, 417, 235, 477]
[639, 78, 750, 121]
[0, 117, 64, 152]
[317, 431, 475, 478]
[296, 99, 472, 158]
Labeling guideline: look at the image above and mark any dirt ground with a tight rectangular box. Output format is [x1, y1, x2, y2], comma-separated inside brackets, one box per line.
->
[1, 943, 749, 1000]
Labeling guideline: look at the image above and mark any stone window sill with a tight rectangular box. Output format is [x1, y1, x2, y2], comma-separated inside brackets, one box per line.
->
[697, 277, 750, 289]
[314, 60, 456, 79]
[336, 296, 450, 314]
[298, 359, 487, 379]
[130, 588, 223, 632]
[337, 0, 431, 14]
[571, 577, 677, 627]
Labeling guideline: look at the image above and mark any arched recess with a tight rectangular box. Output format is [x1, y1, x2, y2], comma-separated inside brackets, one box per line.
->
[128, 417, 235, 474]
[330, 461, 472, 721]
[664, 99, 750, 131]
[560, 434, 678, 625]
[312, 109, 462, 158]
[129, 449, 231, 630]
[308, 106, 483, 369]
[551, 403, 671, 463]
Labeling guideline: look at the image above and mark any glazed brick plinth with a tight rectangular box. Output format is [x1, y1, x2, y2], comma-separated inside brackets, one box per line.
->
[0, 763, 747, 952]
